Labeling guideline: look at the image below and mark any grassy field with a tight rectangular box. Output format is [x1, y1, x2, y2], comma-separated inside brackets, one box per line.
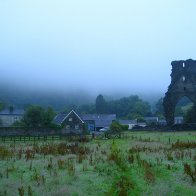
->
[0, 131, 196, 196]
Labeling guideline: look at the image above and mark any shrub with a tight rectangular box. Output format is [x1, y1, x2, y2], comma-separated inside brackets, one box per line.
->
[116, 175, 134, 195]
[31, 169, 45, 186]
[67, 158, 75, 176]
[167, 152, 173, 161]
[57, 159, 65, 169]
[110, 121, 123, 133]
[184, 163, 196, 182]
[144, 169, 155, 184]
[128, 154, 134, 164]
[18, 149, 23, 160]
[108, 174, 134, 196]
[25, 149, 34, 161]
[18, 186, 25, 196]
[28, 186, 33, 196]
[172, 141, 196, 149]
[167, 164, 171, 170]
[121, 124, 129, 131]
[0, 146, 11, 160]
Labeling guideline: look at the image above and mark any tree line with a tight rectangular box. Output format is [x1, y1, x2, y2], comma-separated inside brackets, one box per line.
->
[95, 94, 151, 120]
[13, 106, 57, 128]
[1, 94, 196, 127]
[0, 94, 152, 127]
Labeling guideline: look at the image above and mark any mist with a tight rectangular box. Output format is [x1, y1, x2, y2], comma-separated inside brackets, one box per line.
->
[1, 0, 196, 105]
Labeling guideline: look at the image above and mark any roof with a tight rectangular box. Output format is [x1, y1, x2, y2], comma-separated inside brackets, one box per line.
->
[0, 109, 25, 116]
[53, 110, 84, 125]
[144, 117, 159, 121]
[137, 122, 147, 126]
[53, 113, 68, 125]
[82, 114, 116, 127]
[119, 120, 137, 125]
[175, 116, 184, 120]
[158, 119, 167, 123]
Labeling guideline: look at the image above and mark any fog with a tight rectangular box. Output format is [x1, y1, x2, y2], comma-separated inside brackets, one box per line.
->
[1, 0, 196, 102]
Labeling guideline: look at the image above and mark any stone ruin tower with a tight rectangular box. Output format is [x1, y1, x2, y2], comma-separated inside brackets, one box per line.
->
[163, 59, 196, 125]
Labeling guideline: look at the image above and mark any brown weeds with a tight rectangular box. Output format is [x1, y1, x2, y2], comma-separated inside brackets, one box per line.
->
[184, 163, 196, 182]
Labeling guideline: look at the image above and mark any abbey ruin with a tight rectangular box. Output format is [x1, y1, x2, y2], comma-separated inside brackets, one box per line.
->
[163, 59, 196, 125]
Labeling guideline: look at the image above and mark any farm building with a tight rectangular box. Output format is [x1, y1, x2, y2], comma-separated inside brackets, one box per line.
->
[158, 117, 183, 126]
[82, 114, 116, 131]
[54, 111, 116, 132]
[144, 117, 159, 125]
[53, 110, 85, 134]
[119, 120, 147, 130]
[0, 109, 25, 127]
[174, 116, 184, 124]
[118, 120, 137, 130]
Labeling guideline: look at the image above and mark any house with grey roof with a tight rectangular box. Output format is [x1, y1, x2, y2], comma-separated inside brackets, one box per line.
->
[158, 119, 167, 126]
[82, 114, 116, 131]
[174, 116, 184, 124]
[137, 122, 147, 127]
[158, 117, 183, 125]
[118, 119, 137, 130]
[0, 109, 25, 127]
[53, 110, 85, 134]
[53, 111, 116, 132]
[118, 119, 147, 130]
[144, 117, 159, 125]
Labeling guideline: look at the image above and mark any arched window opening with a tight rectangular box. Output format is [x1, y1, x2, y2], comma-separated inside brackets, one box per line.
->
[182, 76, 186, 82]
[175, 96, 193, 124]
[183, 62, 185, 68]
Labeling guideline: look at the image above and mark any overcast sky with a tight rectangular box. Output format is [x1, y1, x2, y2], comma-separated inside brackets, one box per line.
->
[1, 0, 196, 97]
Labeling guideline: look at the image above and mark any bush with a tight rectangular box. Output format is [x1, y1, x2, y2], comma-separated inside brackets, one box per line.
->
[184, 163, 196, 182]
[110, 121, 123, 133]
[121, 124, 129, 131]
[0, 146, 11, 159]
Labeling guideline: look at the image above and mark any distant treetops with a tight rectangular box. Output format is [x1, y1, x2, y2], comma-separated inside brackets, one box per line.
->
[95, 94, 151, 119]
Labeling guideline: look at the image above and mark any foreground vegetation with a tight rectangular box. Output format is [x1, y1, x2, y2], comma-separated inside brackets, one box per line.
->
[0, 131, 196, 196]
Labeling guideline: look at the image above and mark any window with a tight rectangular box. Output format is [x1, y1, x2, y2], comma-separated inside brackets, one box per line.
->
[182, 76, 185, 82]
[66, 125, 70, 130]
[75, 125, 79, 130]
[69, 118, 72, 122]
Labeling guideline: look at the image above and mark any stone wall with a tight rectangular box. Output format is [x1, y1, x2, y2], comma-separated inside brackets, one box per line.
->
[0, 127, 68, 136]
[0, 115, 23, 127]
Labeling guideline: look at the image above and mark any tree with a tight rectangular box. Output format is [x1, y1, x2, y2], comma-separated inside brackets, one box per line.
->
[96, 94, 107, 114]
[23, 106, 45, 127]
[43, 107, 56, 127]
[133, 101, 151, 116]
[9, 105, 14, 113]
[107, 95, 151, 118]
[155, 98, 164, 115]
[0, 101, 5, 111]
[184, 105, 196, 123]
[77, 104, 96, 114]
[127, 113, 145, 122]
[110, 121, 123, 133]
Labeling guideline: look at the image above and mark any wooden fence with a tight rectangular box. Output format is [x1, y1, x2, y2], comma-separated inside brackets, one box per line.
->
[0, 132, 128, 143]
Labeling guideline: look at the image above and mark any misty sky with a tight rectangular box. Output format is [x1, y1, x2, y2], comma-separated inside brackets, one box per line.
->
[1, 0, 196, 97]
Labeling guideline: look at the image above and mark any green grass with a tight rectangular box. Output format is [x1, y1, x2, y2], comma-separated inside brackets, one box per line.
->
[0, 131, 196, 195]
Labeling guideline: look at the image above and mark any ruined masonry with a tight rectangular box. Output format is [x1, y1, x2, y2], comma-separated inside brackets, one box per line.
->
[163, 59, 196, 125]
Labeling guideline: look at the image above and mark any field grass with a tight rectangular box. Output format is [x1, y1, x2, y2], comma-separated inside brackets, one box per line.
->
[0, 131, 196, 196]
